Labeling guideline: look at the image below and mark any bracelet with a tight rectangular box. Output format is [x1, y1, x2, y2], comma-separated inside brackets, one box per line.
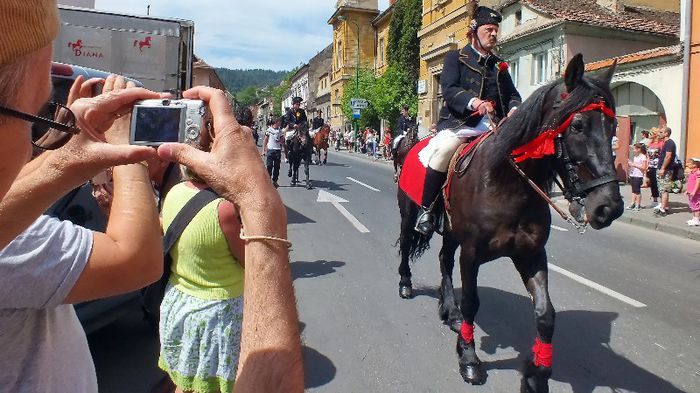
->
[239, 228, 292, 248]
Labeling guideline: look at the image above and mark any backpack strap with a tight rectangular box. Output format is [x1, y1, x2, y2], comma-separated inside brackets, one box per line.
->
[163, 187, 219, 256]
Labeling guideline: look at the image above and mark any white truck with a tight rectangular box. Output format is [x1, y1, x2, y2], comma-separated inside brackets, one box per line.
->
[53, 5, 195, 95]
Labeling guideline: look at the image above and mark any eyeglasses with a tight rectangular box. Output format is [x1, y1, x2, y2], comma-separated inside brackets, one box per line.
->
[0, 102, 80, 150]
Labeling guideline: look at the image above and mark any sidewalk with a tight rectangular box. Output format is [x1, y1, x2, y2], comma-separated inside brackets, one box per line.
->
[330, 147, 700, 241]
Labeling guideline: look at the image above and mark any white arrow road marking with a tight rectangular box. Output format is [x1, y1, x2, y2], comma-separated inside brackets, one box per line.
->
[550, 225, 568, 232]
[346, 176, 381, 192]
[317, 190, 370, 233]
[549, 263, 647, 308]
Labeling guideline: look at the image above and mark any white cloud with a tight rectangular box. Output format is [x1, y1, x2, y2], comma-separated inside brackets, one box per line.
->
[94, 0, 393, 71]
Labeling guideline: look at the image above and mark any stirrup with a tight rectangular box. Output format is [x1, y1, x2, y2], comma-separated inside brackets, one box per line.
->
[415, 209, 435, 235]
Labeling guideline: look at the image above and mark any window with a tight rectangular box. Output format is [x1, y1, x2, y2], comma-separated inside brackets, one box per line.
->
[515, 10, 522, 25]
[336, 41, 343, 69]
[510, 59, 519, 87]
[378, 37, 385, 66]
[532, 52, 549, 85]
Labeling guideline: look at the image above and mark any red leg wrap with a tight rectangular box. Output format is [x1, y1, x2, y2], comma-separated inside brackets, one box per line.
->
[460, 322, 474, 343]
[532, 338, 553, 367]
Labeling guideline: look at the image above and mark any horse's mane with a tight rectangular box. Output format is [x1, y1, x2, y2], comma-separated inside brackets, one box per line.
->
[487, 75, 614, 168]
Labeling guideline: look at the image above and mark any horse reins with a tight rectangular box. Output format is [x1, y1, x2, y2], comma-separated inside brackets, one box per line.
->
[506, 100, 618, 234]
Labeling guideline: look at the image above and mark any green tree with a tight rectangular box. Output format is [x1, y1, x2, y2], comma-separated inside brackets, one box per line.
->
[235, 86, 261, 107]
[388, 0, 422, 90]
[371, 66, 417, 129]
[341, 67, 378, 129]
[269, 66, 300, 118]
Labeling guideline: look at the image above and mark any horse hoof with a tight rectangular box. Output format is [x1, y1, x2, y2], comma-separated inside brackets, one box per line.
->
[399, 285, 413, 299]
[521, 362, 551, 393]
[461, 363, 486, 385]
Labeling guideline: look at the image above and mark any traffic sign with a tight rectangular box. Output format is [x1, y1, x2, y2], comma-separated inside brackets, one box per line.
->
[350, 98, 368, 109]
[352, 108, 361, 119]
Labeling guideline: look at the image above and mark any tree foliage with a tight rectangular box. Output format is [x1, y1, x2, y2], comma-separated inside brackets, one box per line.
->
[387, 0, 422, 90]
[341, 67, 379, 128]
[371, 66, 417, 129]
[215, 68, 288, 94]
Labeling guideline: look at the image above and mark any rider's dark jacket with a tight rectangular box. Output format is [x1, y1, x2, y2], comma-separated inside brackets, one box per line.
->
[311, 116, 324, 130]
[283, 107, 308, 129]
[437, 45, 521, 131]
[396, 114, 416, 135]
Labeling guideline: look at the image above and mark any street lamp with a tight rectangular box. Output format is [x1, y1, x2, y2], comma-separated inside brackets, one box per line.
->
[337, 15, 360, 152]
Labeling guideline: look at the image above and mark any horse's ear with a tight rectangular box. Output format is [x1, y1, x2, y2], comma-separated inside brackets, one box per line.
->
[564, 53, 585, 93]
[599, 59, 617, 86]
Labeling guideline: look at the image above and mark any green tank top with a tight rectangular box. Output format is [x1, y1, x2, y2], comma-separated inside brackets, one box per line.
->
[161, 182, 244, 300]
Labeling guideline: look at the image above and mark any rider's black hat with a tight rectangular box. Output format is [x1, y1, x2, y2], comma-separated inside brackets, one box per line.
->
[470, 6, 502, 31]
[292, 96, 303, 104]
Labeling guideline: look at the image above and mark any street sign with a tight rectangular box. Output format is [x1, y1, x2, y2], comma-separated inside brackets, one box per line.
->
[352, 108, 361, 119]
[350, 98, 368, 109]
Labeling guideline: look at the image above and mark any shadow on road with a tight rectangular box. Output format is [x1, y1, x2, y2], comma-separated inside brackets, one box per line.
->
[401, 285, 684, 392]
[311, 180, 348, 191]
[303, 345, 337, 388]
[475, 286, 685, 393]
[286, 206, 316, 225]
[291, 260, 346, 280]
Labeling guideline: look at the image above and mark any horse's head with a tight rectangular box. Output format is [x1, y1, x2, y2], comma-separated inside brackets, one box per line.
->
[546, 54, 623, 229]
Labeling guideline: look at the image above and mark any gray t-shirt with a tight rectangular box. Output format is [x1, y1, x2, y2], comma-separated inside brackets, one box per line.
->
[0, 215, 96, 392]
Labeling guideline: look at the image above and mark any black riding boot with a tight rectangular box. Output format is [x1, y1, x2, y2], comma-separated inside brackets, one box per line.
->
[415, 167, 447, 235]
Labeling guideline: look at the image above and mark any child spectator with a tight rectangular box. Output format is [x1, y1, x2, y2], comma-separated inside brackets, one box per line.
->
[686, 158, 700, 226]
[627, 143, 648, 211]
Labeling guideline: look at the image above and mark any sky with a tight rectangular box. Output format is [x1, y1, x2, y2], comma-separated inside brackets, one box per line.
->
[93, 0, 391, 71]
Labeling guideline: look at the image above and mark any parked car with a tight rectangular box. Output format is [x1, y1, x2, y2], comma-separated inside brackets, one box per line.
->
[45, 62, 150, 335]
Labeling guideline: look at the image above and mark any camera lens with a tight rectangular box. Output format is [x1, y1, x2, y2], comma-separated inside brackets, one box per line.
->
[161, 99, 171, 106]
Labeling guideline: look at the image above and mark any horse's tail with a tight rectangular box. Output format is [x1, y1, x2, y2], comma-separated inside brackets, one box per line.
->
[396, 188, 444, 261]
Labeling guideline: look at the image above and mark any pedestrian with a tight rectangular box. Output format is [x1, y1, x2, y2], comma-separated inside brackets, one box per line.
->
[627, 143, 647, 211]
[639, 129, 651, 146]
[158, 146, 246, 393]
[383, 127, 392, 160]
[654, 126, 676, 216]
[262, 119, 283, 188]
[156, 86, 303, 392]
[367, 128, 378, 159]
[686, 158, 700, 226]
[646, 127, 663, 207]
[429, 123, 438, 135]
[611, 133, 619, 159]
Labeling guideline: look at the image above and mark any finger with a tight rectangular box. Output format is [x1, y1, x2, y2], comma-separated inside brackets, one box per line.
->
[183, 86, 236, 129]
[93, 143, 159, 168]
[126, 81, 136, 89]
[102, 74, 116, 94]
[157, 142, 210, 173]
[67, 75, 85, 106]
[89, 87, 160, 114]
[79, 78, 105, 99]
[113, 75, 127, 91]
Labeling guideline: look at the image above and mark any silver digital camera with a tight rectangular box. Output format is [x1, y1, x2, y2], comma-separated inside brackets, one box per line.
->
[129, 99, 208, 146]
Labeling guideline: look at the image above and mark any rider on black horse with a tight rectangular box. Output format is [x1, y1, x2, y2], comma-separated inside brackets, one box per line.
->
[415, 6, 522, 236]
[285, 96, 308, 176]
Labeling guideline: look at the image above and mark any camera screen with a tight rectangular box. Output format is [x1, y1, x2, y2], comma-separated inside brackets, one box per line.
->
[133, 107, 182, 143]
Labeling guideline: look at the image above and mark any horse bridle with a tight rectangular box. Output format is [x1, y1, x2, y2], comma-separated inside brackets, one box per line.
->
[509, 100, 618, 233]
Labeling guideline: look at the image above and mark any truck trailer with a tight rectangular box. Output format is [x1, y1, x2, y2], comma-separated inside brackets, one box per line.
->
[54, 5, 195, 95]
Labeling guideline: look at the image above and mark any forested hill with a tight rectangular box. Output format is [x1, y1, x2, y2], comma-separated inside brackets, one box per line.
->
[215, 68, 288, 94]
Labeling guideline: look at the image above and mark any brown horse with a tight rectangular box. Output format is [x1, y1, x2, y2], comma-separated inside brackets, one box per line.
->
[396, 55, 623, 392]
[313, 125, 330, 165]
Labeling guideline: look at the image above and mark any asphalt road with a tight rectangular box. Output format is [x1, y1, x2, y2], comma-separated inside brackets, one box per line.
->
[90, 150, 700, 393]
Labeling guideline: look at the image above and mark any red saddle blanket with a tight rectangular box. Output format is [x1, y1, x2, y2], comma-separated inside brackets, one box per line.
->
[399, 134, 486, 207]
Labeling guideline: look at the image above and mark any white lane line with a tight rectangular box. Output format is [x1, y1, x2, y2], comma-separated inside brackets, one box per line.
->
[549, 263, 647, 308]
[550, 225, 568, 232]
[334, 202, 370, 233]
[346, 176, 381, 192]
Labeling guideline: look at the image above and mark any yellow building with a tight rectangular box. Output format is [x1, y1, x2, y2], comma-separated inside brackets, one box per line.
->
[328, 0, 380, 131]
[417, 1, 478, 133]
[372, 5, 393, 77]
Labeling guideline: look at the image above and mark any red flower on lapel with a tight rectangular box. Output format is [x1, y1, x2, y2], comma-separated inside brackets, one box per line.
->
[498, 61, 509, 73]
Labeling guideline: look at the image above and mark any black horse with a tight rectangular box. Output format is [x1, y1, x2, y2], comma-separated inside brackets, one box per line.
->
[288, 123, 313, 189]
[396, 55, 624, 392]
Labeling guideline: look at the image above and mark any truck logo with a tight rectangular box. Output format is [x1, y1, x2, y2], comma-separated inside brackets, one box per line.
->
[67, 39, 104, 59]
[133, 36, 152, 52]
